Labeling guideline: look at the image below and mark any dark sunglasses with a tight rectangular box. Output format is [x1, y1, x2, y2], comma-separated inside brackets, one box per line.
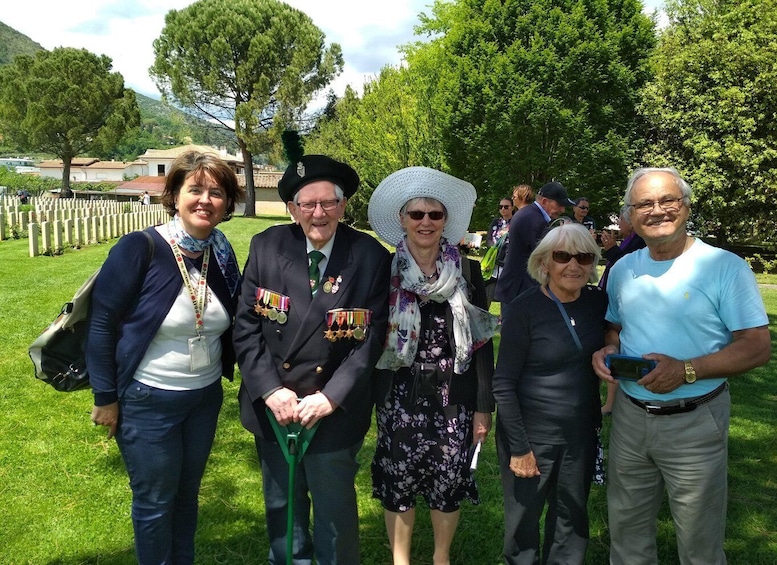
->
[576, 205, 589, 210]
[407, 210, 445, 221]
[552, 251, 596, 266]
[499, 205, 512, 209]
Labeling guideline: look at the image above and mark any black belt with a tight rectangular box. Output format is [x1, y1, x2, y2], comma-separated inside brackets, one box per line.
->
[626, 382, 727, 415]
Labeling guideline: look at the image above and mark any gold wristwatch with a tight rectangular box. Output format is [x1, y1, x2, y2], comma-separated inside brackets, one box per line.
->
[683, 360, 697, 384]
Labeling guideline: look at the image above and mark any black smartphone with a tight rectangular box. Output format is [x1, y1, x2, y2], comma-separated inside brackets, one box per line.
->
[605, 354, 656, 381]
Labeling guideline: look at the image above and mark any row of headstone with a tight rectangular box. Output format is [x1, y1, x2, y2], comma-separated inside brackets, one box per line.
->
[0, 194, 165, 242]
[2, 196, 158, 220]
[24, 209, 168, 256]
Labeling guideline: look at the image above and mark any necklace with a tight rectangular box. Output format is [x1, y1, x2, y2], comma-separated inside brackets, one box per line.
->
[423, 270, 438, 282]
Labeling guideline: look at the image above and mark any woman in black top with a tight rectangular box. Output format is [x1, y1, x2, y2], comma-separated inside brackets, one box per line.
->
[493, 222, 607, 565]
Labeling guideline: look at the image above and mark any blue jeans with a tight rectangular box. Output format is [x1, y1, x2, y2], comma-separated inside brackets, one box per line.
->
[116, 379, 223, 565]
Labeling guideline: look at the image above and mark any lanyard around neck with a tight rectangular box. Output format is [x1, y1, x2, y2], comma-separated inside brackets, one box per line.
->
[545, 285, 583, 351]
[168, 234, 210, 336]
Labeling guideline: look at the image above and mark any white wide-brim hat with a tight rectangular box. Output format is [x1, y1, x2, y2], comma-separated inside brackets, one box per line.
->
[368, 166, 477, 246]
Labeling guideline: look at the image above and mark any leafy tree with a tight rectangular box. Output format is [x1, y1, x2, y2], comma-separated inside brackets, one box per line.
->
[306, 66, 449, 226]
[640, 0, 777, 245]
[0, 166, 60, 196]
[150, 0, 343, 216]
[0, 47, 140, 196]
[408, 0, 656, 228]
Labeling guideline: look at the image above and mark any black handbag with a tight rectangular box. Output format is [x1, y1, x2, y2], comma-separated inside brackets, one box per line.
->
[28, 230, 154, 391]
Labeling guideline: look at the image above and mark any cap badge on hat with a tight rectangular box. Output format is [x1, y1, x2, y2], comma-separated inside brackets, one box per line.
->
[296, 162, 305, 177]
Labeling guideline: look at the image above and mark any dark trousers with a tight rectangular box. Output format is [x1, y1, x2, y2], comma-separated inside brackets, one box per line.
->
[485, 277, 498, 308]
[116, 379, 223, 565]
[497, 433, 595, 565]
[256, 436, 363, 565]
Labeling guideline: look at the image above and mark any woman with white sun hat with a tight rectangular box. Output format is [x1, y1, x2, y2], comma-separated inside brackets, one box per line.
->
[368, 166, 499, 565]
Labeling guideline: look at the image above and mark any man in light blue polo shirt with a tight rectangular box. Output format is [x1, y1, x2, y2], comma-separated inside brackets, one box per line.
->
[592, 167, 770, 565]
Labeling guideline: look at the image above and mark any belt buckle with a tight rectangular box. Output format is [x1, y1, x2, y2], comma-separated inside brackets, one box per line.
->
[645, 403, 696, 416]
[644, 404, 664, 415]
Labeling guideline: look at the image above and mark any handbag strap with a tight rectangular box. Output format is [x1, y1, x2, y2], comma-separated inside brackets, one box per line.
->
[545, 285, 583, 351]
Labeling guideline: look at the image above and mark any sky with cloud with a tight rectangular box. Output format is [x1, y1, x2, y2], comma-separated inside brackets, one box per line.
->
[1, 0, 664, 106]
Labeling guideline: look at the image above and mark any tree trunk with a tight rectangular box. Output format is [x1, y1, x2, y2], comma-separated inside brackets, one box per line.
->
[239, 138, 256, 217]
[60, 159, 74, 198]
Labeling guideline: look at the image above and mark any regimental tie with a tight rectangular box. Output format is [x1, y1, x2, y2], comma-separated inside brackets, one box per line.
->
[308, 250, 325, 294]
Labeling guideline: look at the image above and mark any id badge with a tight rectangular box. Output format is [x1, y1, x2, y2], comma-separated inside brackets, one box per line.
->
[189, 336, 210, 371]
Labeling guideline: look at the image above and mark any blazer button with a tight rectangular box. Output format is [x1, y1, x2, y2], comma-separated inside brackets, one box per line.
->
[315, 366, 324, 374]
[282, 362, 291, 370]
[276, 329, 282, 335]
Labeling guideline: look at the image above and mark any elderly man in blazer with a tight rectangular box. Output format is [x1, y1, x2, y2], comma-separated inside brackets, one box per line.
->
[494, 181, 574, 304]
[234, 155, 391, 565]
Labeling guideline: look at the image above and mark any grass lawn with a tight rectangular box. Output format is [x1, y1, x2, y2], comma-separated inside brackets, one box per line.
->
[1, 216, 775, 564]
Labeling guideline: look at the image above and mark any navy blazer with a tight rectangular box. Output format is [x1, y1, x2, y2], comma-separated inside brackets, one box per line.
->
[87, 228, 238, 406]
[234, 222, 391, 453]
[494, 203, 549, 304]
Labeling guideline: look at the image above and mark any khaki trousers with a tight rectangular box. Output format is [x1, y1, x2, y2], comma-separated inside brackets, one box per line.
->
[607, 387, 730, 565]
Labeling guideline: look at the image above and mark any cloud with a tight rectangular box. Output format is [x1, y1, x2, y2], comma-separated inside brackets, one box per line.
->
[2, 0, 662, 104]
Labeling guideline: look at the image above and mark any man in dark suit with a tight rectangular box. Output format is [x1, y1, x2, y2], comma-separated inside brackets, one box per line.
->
[234, 155, 391, 565]
[494, 181, 574, 304]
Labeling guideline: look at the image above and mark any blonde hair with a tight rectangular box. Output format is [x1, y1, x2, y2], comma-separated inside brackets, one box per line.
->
[528, 222, 601, 285]
[512, 184, 535, 205]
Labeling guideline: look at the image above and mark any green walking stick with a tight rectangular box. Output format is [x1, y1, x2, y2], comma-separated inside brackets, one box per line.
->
[266, 408, 320, 565]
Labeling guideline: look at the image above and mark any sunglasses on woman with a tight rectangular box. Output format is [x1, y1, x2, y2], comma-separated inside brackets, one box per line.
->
[406, 210, 445, 221]
[499, 204, 512, 209]
[552, 251, 596, 266]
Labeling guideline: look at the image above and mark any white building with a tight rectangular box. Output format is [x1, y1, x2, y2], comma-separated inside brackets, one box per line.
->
[38, 158, 147, 182]
[139, 145, 244, 177]
[0, 157, 40, 175]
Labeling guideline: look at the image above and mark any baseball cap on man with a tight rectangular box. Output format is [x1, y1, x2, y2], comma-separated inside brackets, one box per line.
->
[538, 181, 575, 206]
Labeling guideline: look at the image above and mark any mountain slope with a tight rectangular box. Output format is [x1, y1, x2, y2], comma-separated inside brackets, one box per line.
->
[0, 21, 44, 65]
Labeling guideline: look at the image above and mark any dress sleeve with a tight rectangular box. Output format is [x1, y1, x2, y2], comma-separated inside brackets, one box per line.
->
[468, 259, 495, 413]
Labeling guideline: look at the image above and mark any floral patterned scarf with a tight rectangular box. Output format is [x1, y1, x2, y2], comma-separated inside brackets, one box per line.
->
[165, 215, 240, 296]
[376, 238, 500, 374]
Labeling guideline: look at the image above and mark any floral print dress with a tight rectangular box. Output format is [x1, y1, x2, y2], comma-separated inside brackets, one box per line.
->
[372, 299, 479, 513]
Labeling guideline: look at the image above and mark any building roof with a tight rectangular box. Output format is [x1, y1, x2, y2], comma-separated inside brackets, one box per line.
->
[253, 171, 283, 189]
[39, 158, 100, 168]
[140, 144, 241, 163]
[37, 158, 145, 169]
[86, 161, 138, 170]
[114, 175, 167, 195]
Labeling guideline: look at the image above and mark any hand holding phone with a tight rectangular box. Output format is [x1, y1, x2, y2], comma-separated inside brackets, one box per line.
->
[605, 354, 656, 381]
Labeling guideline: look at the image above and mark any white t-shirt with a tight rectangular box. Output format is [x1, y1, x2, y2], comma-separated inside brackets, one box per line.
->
[134, 269, 230, 391]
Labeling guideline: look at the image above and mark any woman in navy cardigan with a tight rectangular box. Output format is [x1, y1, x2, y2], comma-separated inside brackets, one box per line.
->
[87, 152, 243, 565]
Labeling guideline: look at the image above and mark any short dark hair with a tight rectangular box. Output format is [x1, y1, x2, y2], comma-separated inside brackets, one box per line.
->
[161, 151, 244, 220]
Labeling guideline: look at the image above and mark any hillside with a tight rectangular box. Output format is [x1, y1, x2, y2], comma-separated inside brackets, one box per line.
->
[0, 20, 238, 157]
[0, 21, 44, 65]
[134, 92, 239, 154]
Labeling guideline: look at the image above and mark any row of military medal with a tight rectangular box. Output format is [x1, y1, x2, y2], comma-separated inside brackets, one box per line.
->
[254, 288, 290, 324]
[254, 287, 372, 341]
[324, 308, 372, 342]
